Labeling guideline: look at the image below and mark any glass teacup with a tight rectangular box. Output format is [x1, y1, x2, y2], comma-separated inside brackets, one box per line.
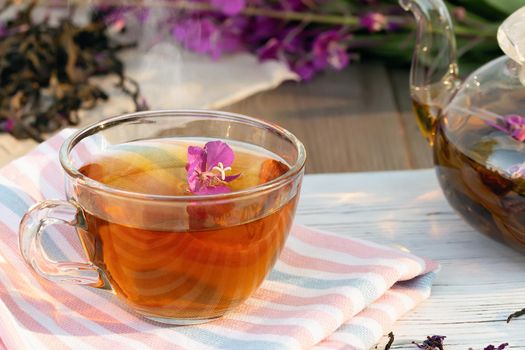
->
[19, 110, 306, 324]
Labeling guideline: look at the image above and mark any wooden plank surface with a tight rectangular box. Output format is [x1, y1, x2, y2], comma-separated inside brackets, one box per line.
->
[298, 170, 525, 349]
[224, 64, 433, 173]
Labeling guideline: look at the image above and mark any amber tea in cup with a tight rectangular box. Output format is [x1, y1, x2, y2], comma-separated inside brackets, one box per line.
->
[19, 110, 305, 324]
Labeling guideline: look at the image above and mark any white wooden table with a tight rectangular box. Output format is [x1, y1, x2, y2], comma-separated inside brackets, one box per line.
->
[297, 169, 525, 350]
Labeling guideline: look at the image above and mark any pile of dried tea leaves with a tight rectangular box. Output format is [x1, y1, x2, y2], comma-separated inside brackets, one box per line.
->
[0, 1, 146, 141]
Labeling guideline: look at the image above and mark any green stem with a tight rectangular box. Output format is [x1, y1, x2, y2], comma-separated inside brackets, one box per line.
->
[60, 0, 499, 38]
[240, 7, 358, 26]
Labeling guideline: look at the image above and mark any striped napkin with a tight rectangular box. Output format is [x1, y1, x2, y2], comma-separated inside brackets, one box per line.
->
[0, 130, 439, 350]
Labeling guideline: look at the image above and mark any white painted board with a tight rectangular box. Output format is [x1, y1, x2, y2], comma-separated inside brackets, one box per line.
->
[297, 169, 525, 350]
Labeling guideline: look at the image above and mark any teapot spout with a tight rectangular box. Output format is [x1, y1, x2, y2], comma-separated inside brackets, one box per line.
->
[400, 0, 460, 145]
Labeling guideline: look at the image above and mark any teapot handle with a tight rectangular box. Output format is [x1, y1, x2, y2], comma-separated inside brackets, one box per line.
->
[400, 0, 461, 143]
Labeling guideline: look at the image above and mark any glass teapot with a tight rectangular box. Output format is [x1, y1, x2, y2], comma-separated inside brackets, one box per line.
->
[402, 0, 525, 251]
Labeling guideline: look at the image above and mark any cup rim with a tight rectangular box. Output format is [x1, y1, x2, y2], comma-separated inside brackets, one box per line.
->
[59, 109, 306, 202]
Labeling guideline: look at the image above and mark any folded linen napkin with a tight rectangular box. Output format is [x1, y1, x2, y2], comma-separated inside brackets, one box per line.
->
[0, 130, 439, 350]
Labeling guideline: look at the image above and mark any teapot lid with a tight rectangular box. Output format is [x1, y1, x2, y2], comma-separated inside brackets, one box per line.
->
[498, 6, 525, 84]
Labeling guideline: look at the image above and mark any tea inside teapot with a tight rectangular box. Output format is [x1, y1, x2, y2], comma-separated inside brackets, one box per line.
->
[403, 0, 525, 251]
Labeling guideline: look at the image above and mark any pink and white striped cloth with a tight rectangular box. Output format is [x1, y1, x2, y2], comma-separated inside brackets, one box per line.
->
[0, 130, 439, 350]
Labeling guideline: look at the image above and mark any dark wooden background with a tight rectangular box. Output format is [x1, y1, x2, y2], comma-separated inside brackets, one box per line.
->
[224, 63, 433, 174]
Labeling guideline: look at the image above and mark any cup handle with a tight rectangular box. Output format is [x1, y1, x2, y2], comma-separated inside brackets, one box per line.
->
[19, 199, 105, 287]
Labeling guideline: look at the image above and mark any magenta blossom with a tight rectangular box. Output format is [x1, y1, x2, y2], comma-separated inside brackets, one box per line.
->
[487, 114, 525, 142]
[172, 18, 218, 55]
[292, 59, 316, 81]
[211, 0, 246, 15]
[453, 7, 467, 22]
[172, 17, 245, 59]
[186, 141, 241, 195]
[360, 12, 387, 32]
[257, 38, 281, 61]
[312, 30, 350, 71]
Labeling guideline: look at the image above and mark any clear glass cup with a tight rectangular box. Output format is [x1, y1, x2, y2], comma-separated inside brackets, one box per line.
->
[19, 110, 306, 324]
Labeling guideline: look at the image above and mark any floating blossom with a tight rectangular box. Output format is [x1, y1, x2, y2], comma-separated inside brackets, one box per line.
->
[486, 114, 525, 142]
[312, 30, 350, 70]
[412, 335, 446, 349]
[186, 141, 241, 195]
[360, 12, 388, 32]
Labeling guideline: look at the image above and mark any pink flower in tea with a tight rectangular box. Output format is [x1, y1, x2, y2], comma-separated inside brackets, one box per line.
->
[186, 141, 241, 195]
[487, 114, 525, 142]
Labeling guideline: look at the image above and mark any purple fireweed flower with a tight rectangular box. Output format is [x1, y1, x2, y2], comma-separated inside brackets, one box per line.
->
[291, 59, 317, 81]
[137, 7, 151, 24]
[186, 141, 241, 195]
[211, 0, 246, 15]
[412, 335, 446, 349]
[249, 16, 280, 41]
[279, 0, 306, 11]
[280, 26, 305, 54]
[257, 38, 282, 61]
[172, 18, 218, 55]
[312, 30, 350, 70]
[172, 17, 245, 59]
[486, 114, 525, 142]
[386, 21, 401, 31]
[453, 6, 466, 22]
[360, 12, 387, 32]
[218, 16, 248, 53]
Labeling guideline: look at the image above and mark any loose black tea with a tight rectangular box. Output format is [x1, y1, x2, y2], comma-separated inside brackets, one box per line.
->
[384, 332, 394, 350]
[506, 307, 525, 323]
[0, 1, 146, 141]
